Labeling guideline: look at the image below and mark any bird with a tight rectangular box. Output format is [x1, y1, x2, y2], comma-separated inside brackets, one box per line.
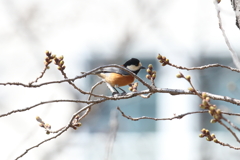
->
[90, 58, 145, 95]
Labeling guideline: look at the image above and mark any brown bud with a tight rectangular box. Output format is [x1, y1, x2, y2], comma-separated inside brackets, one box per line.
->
[75, 115, 80, 120]
[58, 55, 64, 60]
[157, 54, 162, 60]
[201, 128, 206, 133]
[44, 61, 49, 66]
[210, 119, 217, 123]
[146, 74, 151, 80]
[45, 57, 50, 61]
[199, 104, 206, 109]
[148, 64, 153, 70]
[152, 74, 156, 80]
[206, 137, 212, 141]
[202, 92, 207, 99]
[205, 97, 210, 102]
[216, 109, 221, 115]
[132, 89, 137, 92]
[185, 75, 191, 81]
[176, 74, 183, 78]
[205, 129, 210, 135]
[39, 123, 45, 128]
[208, 110, 214, 116]
[152, 70, 156, 75]
[211, 133, 216, 139]
[75, 123, 82, 127]
[45, 50, 51, 56]
[146, 68, 152, 74]
[72, 126, 77, 130]
[199, 134, 204, 138]
[133, 82, 138, 88]
[129, 87, 133, 91]
[188, 87, 194, 92]
[165, 59, 169, 64]
[44, 124, 51, 129]
[213, 114, 220, 120]
[36, 116, 43, 123]
[202, 100, 208, 107]
[213, 138, 218, 143]
[59, 60, 64, 66]
[51, 54, 56, 59]
[161, 63, 166, 66]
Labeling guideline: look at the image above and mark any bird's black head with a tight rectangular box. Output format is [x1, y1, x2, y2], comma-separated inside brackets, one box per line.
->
[123, 58, 145, 74]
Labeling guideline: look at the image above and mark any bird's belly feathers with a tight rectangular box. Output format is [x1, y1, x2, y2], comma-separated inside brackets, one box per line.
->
[98, 73, 134, 87]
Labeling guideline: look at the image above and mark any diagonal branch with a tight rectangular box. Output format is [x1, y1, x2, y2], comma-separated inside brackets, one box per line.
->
[15, 102, 97, 160]
[218, 120, 240, 143]
[214, 0, 240, 69]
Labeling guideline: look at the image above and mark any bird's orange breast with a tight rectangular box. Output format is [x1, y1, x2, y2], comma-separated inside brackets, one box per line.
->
[104, 73, 134, 87]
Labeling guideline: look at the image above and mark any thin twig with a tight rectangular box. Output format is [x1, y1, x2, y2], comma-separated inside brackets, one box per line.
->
[117, 107, 208, 121]
[78, 81, 104, 120]
[222, 116, 240, 132]
[167, 63, 240, 72]
[0, 99, 101, 118]
[28, 67, 49, 85]
[15, 126, 68, 160]
[222, 111, 240, 116]
[215, 140, 240, 150]
[15, 102, 96, 160]
[218, 120, 240, 143]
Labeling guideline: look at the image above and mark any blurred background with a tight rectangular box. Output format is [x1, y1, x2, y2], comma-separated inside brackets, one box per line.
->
[1, 0, 240, 159]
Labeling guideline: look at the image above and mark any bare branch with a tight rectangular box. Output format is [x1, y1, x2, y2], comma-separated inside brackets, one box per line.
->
[222, 116, 240, 132]
[15, 102, 96, 159]
[29, 67, 48, 85]
[214, 0, 240, 69]
[117, 107, 208, 121]
[15, 126, 69, 160]
[167, 63, 240, 72]
[215, 140, 240, 150]
[222, 111, 240, 116]
[0, 99, 99, 118]
[218, 120, 240, 143]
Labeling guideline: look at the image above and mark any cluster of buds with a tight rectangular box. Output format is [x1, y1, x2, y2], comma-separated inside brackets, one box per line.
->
[44, 50, 56, 67]
[200, 92, 222, 123]
[54, 55, 66, 71]
[146, 64, 156, 81]
[36, 116, 52, 134]
[176, 72, 191, 82]
[129, 82, 138, 92]
[71, 115, 82, 130]
[157, 54, 169, 66]
[199, 128, 218, 143]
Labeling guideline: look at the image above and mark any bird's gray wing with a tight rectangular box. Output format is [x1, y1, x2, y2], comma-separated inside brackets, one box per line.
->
[93, 67, 131, 75]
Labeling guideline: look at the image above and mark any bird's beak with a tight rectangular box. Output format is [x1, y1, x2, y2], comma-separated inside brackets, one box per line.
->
[140, 66, 146, 69]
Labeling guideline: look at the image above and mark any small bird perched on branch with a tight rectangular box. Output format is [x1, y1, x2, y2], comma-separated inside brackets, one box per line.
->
[90, 58, 145, 95]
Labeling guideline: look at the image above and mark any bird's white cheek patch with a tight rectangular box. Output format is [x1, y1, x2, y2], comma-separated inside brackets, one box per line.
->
[127, 65, 141, 71]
